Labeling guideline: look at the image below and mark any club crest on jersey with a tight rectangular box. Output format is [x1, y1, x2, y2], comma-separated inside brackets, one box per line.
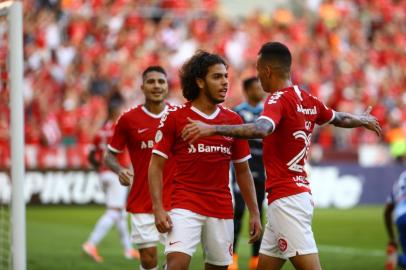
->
[188, 143, 231, 155]
[297, 105, 317, 115]
[155, 130, 163, 143]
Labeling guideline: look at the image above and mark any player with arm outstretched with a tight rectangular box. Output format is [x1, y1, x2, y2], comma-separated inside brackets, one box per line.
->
[83, 97, 139, 263]
[148, 51, 262, 270]
[105, 66, 175, 270]
[182, 42, 381, 270]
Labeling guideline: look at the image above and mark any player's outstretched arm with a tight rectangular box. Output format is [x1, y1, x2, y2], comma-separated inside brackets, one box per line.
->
[104, 149, 133, 186]
[182, 117, 274, 143]
[148, 154, 172, 233]
[233, 161, 262, 243]
[331, 106, 382, 136]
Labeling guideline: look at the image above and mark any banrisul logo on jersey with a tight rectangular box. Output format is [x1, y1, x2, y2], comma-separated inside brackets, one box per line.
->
[187, 143, 231, 155]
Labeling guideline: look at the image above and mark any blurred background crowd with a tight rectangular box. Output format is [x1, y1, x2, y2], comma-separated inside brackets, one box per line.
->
[0, 0, 405, 168]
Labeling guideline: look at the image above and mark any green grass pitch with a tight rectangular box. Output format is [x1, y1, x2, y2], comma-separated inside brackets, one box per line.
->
[26, 205, 387, 269]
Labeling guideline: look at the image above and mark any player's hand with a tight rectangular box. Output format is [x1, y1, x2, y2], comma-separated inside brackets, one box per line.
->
[153, 207, 172, 233]
[118, 169, 133, 186]
[181, 117, 216, 143]
[361, 106, 382, 137]
[248, 213, 262, 244]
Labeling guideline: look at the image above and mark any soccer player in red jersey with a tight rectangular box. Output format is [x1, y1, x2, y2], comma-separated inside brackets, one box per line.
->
[182, 42, 382, 270]
[148, 51, 262, 270]
[105, 66, 175, 270]
[83, 98, 139, 263]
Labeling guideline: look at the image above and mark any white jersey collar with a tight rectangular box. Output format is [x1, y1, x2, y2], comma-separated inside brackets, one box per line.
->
[191, 106, 220, 120]
[141, 105, 168, 119]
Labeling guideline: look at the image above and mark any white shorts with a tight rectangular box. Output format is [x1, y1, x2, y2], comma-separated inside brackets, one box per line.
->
[130, 213, 166, 249]
[165, 208, 233, 266]
[259, 192, 318, 259]
[100, 171, 128, 209]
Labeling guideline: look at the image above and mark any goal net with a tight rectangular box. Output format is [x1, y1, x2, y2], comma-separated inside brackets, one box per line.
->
[0, 2, 25, 270]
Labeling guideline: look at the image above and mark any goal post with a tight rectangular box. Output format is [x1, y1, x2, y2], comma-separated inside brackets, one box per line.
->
[1, 1, 25, 270]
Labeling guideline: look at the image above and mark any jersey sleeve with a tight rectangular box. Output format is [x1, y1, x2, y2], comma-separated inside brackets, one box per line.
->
[231, 115, 251, 163]
[257, 92, 284, 132]
[313, 96, 335, 126]
[108, 115, 127, 153]
[152, 111, 176, 159]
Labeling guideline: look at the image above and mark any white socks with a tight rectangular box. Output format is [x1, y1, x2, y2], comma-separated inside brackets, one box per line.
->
[88, 209, 118, 245]
[115, 210, 132, 250]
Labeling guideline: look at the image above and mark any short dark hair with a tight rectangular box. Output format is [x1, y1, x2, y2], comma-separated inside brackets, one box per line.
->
[108, 91, 124, 117]
[142, 66, 167, 81]
[258, 42, 292, 71]
[242, 77, 258, 91]
[180, 50, 228, 101]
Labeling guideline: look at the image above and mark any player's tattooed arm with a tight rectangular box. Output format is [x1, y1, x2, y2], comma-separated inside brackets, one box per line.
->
[104, 149, 123, 173]
[331, 106, 382, 136]
[104, 149, 133, 186]
[182, 117, 274, 143]
[215, 118, 274, 139]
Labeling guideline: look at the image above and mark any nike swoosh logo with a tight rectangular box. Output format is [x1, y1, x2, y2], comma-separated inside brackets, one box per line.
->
[138, 128, 149, 134]
[169, 241, 181, 246]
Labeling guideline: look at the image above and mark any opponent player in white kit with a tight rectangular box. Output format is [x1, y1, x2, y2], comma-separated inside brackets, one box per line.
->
[149, 51, 262, 270]
[83, 98, 139, 262]
[384, 170, 406, 270]
[182, 42, 382, 270]
[105, 66, 175, 270]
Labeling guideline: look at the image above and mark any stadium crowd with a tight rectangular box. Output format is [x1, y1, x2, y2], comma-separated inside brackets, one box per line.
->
[0, 0, 405, 168]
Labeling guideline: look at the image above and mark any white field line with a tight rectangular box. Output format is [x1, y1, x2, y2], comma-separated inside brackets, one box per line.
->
[318, 245, 385, 257]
